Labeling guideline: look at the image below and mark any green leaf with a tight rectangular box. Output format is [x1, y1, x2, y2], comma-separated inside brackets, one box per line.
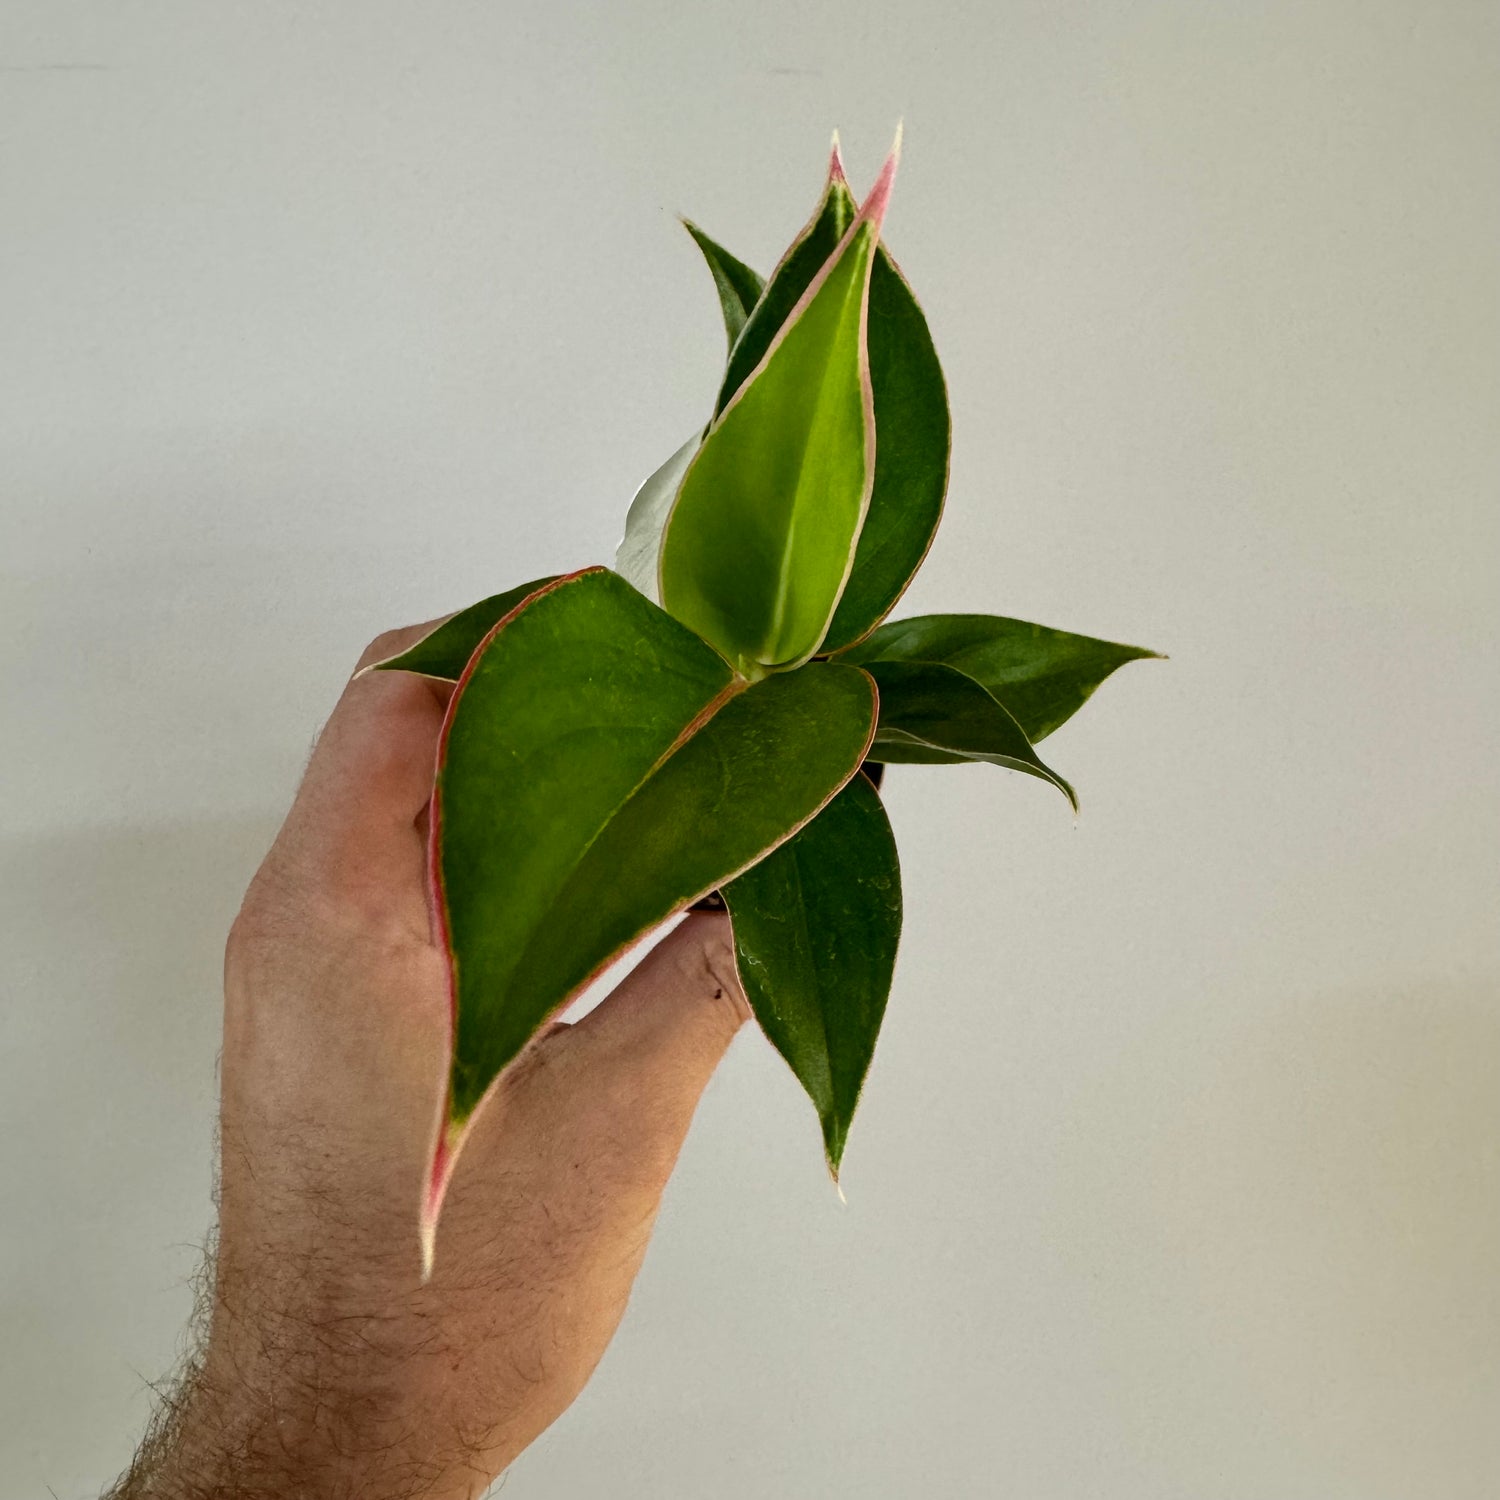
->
[683, 219, 765, 352]
[616, 155, 856, 611]
[839, 614, 1162, 742]
[699, 144, 951, 655]
[659, 151, 897, 676]
[468, 659, 877, 1103]
[426, 567, 877, 1248]
[715, 141, 858, 417]
[819, 249, 950, 651]
[366, 575, 559, 679]
[862, 659, 1077, 809]
[614, 434, 698, 604]
[723, 770, 901, 1177]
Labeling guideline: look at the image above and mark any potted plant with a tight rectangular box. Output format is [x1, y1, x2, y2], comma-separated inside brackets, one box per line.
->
[368, 130, 1158, 1272]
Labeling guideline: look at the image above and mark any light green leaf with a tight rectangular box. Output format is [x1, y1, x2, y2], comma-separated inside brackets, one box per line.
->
[862, 659, 1077, 809]
[621, 157, 855, 621]
[659, 154, 897, 676]
[366, 575, 559, 679]
[723, 770, 901, 1177]
[614, 435, 699, 604]
[700, 150, 951, 655]
[839, 614, 1162, 742]
[683, 219, 765, 352]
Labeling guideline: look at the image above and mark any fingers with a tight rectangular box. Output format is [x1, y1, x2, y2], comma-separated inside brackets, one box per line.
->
[445, 913, 748, 1276]
[272, 620, 454, 902]
[351, 620, 453, 676]
[542, 913, 750, 1187]
[566, 912, 750, 1070]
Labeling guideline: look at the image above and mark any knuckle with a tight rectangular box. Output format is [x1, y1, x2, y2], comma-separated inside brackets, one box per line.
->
[705, 976, 751, 1035]
[688, 925, 750, 1030]
[355, 626, 416, 672]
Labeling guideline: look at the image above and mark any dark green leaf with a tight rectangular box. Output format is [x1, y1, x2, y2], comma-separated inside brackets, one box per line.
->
[366, 576, 559, 679]
[433, 566, 877, 1140]
[723, 771, 901, 1177]
[862, 659, 1077, 809]
[819, 249, 950, 650]
[683, 219, 765, 352]
[659, 157, 896, 675]
[839, 614, 1162, 742]
[715, 152, 858, 417]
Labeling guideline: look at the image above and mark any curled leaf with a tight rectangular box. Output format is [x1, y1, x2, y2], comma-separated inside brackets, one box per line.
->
[660, 144, 899, 675]
[819, 247, 950, 651]
[698, 141, 951, 655]
[862, 659, 1077, 810]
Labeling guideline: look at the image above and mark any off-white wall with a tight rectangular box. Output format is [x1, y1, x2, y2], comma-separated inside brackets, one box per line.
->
[3, 3, 1497, 1496]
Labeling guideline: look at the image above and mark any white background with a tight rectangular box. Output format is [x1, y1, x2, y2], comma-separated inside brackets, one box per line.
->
[3, 3, 1497, 1495]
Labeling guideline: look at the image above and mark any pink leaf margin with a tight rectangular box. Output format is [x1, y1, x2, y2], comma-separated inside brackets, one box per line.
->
[658, 130, 902, 667]
[417, 628, 880, 1278]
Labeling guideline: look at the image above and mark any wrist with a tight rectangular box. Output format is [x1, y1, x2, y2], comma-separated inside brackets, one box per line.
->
[115, 1340, 506, 1500]
[112, 1368, 412, 1500]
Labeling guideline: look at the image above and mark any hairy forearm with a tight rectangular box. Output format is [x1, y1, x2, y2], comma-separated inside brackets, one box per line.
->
[107, 625, 748, 1500]
[108, 1363, 490, 1500]
[104, 1266, 492, 1500]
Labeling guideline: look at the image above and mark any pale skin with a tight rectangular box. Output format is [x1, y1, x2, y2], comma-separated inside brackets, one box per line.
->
[110, 621, 752, 1500]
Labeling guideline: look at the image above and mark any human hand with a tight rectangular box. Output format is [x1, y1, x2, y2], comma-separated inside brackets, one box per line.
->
[114, 621, 750, 1500]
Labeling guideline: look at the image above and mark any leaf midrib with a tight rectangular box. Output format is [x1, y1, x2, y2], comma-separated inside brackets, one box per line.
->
[489, 676, 744, 1009]
[761, 231, 871, 667]
[785, 832, 837, 1110]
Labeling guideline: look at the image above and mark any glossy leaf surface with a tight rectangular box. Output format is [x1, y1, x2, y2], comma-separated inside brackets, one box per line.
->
[615, 435, 699, 604]
[436, 569, 732, 1118]
[478, 663, 877, 1108]
[433, 568, 878, 1127]
[683, 219, 765, 352]
[820, 249, 950, 650]
[715, 152, 857, 416]
[723, 770, 901, 1175]
[659, 158, 895, 675]
[368, 576, 559, 680]
[706, 154, 950, 654]
[840, 613, 1161, 742]
[862, 659, 1077, 809]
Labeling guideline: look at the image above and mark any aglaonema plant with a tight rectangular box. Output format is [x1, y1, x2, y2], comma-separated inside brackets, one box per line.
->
[369, 129, 1160, 1273]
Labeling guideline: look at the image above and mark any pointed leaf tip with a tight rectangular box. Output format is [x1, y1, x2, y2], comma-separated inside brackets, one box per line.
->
[419, 1116, 463, 1282]
[858, 128, 902, 230]
[724, 771, 899, 1186]
[838, 613, 1160, 744]
[828, 128, 847, 185]
[662, 193, 883, 671]
[680, 221, 765, 355]
[860, 658, 1078, 810]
